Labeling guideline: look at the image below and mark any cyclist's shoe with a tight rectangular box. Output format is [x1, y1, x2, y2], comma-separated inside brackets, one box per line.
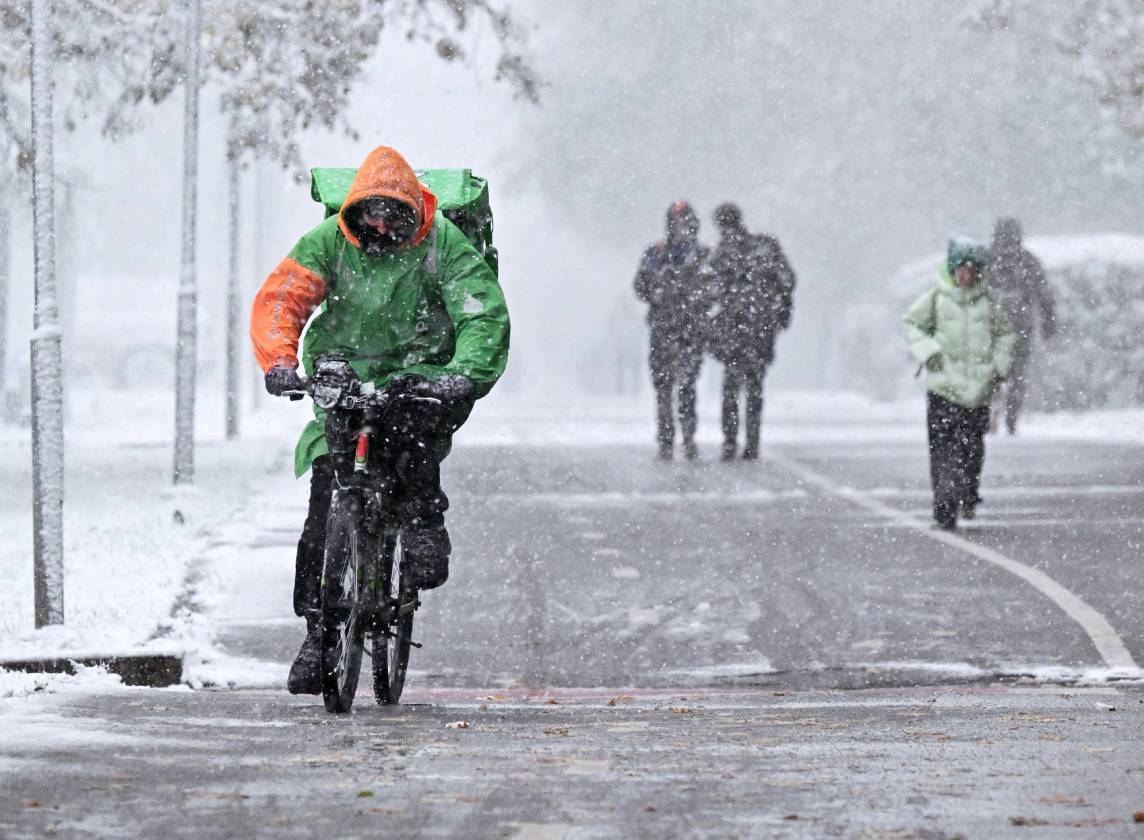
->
[287, 619, 322, 695]
[403, 517, 452, 590]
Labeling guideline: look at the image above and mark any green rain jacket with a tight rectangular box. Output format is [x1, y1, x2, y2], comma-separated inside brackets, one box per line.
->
[250, 147, 510, 476]
[902, 265, 1016, 409]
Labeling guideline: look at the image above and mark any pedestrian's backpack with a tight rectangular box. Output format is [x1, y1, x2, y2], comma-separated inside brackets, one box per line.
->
[309, 167, 498, 277]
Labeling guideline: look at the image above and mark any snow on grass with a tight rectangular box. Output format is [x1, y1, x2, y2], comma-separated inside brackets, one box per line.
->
[0, 386, 307, 665]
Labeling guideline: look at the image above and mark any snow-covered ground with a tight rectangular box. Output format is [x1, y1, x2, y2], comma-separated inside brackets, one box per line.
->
[1, 384, 1141, 679]
[0, 387, 308, 666]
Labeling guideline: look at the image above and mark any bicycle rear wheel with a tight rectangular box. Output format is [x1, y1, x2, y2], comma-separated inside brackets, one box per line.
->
[371, 532, 415, 705]
[320, 493, 372, 714]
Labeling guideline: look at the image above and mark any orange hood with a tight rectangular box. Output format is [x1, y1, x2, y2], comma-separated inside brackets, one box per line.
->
[337, 146, 438, 249]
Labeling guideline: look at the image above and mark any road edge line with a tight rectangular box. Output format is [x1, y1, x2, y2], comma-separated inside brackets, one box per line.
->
[764, 448, 1140, 672]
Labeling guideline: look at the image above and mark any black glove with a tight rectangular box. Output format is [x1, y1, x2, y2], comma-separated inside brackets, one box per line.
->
[390, 373, 473, 407]
[386, 373, 429, 396]
[426, 374, 474, 406]
[265, 364, 304, 398]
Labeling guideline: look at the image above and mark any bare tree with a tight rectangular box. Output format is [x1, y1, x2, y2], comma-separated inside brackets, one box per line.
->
[969, 0, 1144, 175]
[30, 0, 64, 627]
[210, 0, 541, 438]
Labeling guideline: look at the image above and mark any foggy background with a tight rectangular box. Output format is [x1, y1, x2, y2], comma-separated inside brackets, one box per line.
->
[3, 0, 1140, 398]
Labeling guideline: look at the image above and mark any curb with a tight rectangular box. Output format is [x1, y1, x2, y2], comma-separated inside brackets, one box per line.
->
[0, 654, 183, 687]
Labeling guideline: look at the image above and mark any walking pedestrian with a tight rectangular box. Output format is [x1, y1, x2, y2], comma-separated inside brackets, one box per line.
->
[986, 218, 1055, 434]
[903, 237, 1016, 531]
[634, 201, 713, 460]
[708, 203, 795, 461]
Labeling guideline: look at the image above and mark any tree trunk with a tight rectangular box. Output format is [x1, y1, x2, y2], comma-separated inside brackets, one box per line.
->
[251, 159, 266, 410]
[225, 153, 240, 439]
[173, 0, 200, 485]
[0, 190, 9, 402]
[30, 0, 65, 627]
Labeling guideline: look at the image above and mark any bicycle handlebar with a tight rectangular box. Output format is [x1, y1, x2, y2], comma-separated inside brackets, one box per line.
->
[281, 376, 442, 414]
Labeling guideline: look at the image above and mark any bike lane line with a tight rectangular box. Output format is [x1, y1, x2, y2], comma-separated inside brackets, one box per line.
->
[764, 448, 1141, 673]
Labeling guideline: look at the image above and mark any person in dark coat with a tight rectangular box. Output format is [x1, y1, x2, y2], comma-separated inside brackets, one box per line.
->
[986, 218, 1055, 434]
[708, 203, 795, 461]
[634, 201, 713, 460]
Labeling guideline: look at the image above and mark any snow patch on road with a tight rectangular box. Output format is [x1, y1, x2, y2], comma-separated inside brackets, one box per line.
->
[661, 661, 777, 680]
[856, 660, 1144, 686]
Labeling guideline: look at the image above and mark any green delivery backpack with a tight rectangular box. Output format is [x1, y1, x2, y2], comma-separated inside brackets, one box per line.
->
[309, 167, 498, 277]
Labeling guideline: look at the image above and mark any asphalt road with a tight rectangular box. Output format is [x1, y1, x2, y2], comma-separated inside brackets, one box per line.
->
[4, 431, 1144, 838]
[219, 435, 1144, 689]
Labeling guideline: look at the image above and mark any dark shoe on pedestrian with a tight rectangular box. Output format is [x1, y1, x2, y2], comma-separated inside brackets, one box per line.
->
[721, 442, 736, 462]
[657, 442, 673, 461]
[682, 440, 699, 460]
[960, 497, 981, 521]
[287, 620, 323, 695]
[933, 502, 957, 532]
[402, 518, 451, 590]
[741, 446, 759, 461]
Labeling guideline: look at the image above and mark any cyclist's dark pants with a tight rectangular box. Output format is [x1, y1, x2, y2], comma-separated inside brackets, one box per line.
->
[927, 391, 989, 526]
[294, 405, 450, 616]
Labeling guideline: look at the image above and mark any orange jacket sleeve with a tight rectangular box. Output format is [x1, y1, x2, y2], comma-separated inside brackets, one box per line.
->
[250, 257, 327, 372]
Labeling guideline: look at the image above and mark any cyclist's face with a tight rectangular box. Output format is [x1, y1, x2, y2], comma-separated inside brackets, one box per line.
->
[354, 198, 419, 253]
[361, 209, 394, 235]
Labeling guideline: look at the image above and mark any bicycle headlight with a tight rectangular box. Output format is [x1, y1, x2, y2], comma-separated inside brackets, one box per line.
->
[313, 382, 343, 410]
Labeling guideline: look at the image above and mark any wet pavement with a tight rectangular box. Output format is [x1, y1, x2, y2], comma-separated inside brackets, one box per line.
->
[3, 684, 1142, 838]
[4, 432, 1144, 838]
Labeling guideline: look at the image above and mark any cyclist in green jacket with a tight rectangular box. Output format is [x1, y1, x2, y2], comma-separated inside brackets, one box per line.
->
[250, 145, 510, 694]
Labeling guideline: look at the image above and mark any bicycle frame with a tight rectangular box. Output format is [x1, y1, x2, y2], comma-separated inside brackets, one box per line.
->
[293, 356, 436, 710]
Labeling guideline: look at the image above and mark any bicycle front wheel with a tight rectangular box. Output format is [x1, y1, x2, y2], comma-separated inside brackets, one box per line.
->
[372, 531, 415, 705]
[320, 492, 373, 714]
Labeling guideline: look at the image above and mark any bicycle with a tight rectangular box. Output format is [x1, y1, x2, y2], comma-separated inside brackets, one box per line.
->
[287, 353, 441, 713]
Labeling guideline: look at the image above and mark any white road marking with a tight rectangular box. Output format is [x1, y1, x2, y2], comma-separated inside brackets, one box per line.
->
[765, 449, 1141, 672]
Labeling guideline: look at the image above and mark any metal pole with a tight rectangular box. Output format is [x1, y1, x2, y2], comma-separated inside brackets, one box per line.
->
[173, 0, 200, 484]
[225, 153, 240, 439]
[30, 0, 64, 627]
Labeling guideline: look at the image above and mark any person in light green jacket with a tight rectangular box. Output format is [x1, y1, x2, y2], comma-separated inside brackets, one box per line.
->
[903, 237, 1016, 530]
